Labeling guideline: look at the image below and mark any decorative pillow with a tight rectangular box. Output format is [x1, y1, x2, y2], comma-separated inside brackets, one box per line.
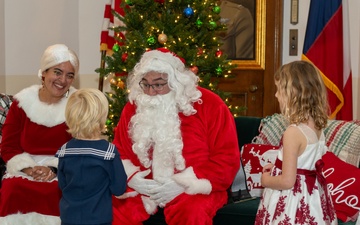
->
[325, 120, 360, 167]
[252, 113, 288, 146]
[322, 151, 360, 222]
[241, 143, 279, 197]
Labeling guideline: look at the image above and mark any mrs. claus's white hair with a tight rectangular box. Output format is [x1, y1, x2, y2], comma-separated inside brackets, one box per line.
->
[38, 44, 79, 79]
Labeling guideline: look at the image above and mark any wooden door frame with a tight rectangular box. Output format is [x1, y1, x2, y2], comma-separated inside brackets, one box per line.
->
[263, 0, 282, 116]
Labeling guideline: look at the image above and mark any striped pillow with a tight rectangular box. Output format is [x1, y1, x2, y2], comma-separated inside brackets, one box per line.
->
[325, 120, 360, 167]
[252, 113, 288, 146]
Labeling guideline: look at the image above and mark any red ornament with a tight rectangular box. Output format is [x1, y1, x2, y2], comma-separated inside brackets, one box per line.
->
[121, 53, 128, 62]
[190, 66, 199, 74]
[115, 72, 128, 77]
[154, 0, 164, 3]
[215, 50, 223, 57]
[197, 48, 204, 56]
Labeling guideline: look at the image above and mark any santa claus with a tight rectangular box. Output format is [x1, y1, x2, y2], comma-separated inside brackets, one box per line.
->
[112, 48, 240, 225]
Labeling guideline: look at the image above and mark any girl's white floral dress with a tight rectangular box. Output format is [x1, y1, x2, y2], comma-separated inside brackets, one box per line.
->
[255, 124, 337, 225]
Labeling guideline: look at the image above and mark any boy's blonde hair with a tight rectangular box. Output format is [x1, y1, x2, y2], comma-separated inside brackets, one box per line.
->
[65, 88, 108, 139]
[274, 60, 329, 130]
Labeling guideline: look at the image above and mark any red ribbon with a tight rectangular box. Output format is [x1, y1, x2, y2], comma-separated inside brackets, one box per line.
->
[274, 158, 327, 195]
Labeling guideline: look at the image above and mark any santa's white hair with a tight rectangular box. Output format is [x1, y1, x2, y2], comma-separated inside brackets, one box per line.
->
[127, 48, 202, 116]
[126, 49, 202, 177]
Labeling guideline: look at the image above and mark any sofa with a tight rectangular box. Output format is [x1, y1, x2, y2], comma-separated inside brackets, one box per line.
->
[144, 115, 360, 225]
[1, 93, 359, 224]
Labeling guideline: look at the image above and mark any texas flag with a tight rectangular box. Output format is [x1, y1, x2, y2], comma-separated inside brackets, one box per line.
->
[302, 0, 352, 120]
[100, 0, 126, 55]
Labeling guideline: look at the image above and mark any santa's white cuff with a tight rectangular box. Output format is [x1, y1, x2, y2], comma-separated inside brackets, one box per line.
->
[43, 157, 58, 168]
[141, 196, 157, 215]
[6, 153, 37, 175]
[172, 167, 212, 195]
[115, 191, 138, 199]
[122, 159, 140, 177]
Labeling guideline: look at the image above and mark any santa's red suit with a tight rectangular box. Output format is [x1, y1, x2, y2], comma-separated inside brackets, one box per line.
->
[0, 85, 74, 223]
[112, 87, 240, 225]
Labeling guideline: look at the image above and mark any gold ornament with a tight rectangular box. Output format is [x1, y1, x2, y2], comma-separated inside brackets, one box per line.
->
[158, 33, 168, 44]
[110, 78, 117, 85]
[117, 80, 125, 89]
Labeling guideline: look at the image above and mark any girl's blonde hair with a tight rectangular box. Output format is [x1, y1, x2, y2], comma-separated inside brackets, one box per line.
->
[65, 88, 108, 139]
[274, 60, 329, 129]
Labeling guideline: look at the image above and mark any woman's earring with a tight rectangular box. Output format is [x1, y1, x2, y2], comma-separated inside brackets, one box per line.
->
[65, 89, 69, 98]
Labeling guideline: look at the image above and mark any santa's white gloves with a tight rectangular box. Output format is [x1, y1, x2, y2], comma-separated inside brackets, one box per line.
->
[149, 177, 185, 207]
[128, 170, 160, 196]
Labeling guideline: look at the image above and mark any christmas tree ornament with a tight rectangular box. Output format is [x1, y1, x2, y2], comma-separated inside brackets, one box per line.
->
[190, 66, 199, 74]
[215, 49, 223, 57]
[197, 48, 204, 55]
[209, 21, 217, 30]
[125, 0, 133, 6]
[115, 72, 128, 77]
[112, 43, 120, 52]
[121, 52, 128, 62]
[195, 19, 203, 28]
[110, 78, 117, 85]
[215, 66, 223, 75]
[106, 119, 112, 126]
[158, 33, 168, 44]
[183, 6, 194, 18]
[213, 6, 221, 14]
[117, 80, 125, 89]
[147, 36, 156, 45]
[154, 0, 165, 4]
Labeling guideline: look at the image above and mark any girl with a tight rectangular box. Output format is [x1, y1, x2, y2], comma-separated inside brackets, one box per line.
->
[255, 61, 337, 225]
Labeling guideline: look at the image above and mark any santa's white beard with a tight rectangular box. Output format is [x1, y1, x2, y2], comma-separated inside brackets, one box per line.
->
[129, 92, 185, 179]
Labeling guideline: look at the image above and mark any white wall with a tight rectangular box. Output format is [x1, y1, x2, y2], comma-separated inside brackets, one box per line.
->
[1, 0, 359, 119]
[282, 0, 360, 119]
[2, 0, 108, 94]
[0, 0, 5, 92]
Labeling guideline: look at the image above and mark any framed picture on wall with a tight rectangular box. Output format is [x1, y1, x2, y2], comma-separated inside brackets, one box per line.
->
[219, 0, 265, 70]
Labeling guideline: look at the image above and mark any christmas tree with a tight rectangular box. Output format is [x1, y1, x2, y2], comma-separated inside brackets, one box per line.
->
[96, 0, 241, 141]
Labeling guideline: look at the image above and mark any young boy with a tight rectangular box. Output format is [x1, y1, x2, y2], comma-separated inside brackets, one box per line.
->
[56, 88, 127, 225]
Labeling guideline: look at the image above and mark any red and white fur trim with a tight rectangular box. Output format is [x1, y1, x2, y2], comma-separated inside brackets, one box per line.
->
[172, 166, 212, 195]
[14, 85, 76, 127]
[6, 152, 58, 176]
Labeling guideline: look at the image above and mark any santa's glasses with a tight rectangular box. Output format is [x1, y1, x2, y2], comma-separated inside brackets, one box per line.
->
[139, 81, 168, 91]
